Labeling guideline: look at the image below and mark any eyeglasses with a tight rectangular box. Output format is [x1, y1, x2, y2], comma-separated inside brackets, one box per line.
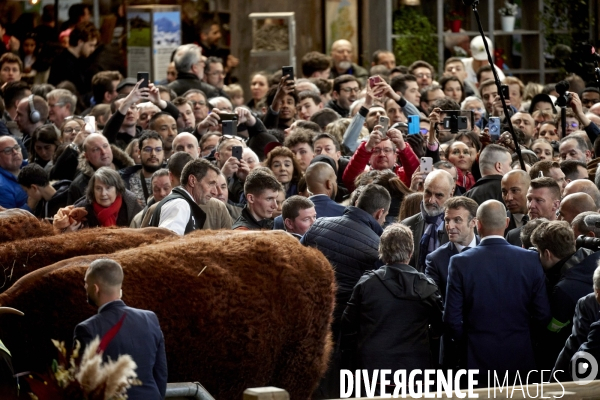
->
[1, 144, 21, 155]
[65, 115, 84, 121]
[415, 73, 432, 79]
[420, 128, 429, 135]
[218, 134, 245, 144]
[372, 148, 394, 155]
[49, 102, 66, 108]
[568, 122, 579, 128]
[142, 146, 163, 154]
[340, 87, 360, 94]
[207, 71, 225, 77]
[64, 127, 82, 134]
[190, 100, 207, 107]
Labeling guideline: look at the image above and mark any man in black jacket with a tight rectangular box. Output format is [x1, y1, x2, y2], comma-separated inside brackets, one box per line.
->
[531, 220, 598, 369]
[342, 223, 442, 396]
[168, 44, 219, 98]
[302, 183, 390, 399]
[232, 169, 283, 231]
[465, 144, 512, 205]
[120, 131, 165, 206]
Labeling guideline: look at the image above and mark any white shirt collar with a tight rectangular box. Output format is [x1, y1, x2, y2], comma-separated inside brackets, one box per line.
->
[480, 235, 507, 243]
[454, 235, 477, 252]
[513, 213, 525, 228]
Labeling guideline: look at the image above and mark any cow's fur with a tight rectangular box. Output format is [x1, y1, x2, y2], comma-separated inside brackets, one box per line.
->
[0, 209, 55, 243]
[0, 227, 177, 292]
[0, 230, 335, 399]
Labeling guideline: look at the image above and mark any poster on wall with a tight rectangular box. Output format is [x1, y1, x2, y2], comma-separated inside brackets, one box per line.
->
[127, 10, 152, 79]
[152, 11, 181, 84]
[325, 0, 358, 58]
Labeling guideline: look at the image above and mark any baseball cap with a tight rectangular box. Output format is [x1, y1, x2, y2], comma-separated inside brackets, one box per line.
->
[470, 36, 493, 61]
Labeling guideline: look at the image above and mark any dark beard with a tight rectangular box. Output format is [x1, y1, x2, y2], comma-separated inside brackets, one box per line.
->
[143, 163, 162, 174]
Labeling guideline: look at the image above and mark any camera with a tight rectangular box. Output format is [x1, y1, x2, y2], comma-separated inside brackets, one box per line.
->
[555, 80, 572, 108]
[575, 235, 600, 252]
[442, 115, 468, 133]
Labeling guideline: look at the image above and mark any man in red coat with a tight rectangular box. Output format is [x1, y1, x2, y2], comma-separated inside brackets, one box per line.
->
[342, 124, 419, 192]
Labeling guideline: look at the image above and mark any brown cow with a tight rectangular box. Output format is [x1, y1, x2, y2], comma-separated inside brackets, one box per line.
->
[0, 227, 177, 292]
[0, 209, 54, 243]
[0, 230, 335, 399]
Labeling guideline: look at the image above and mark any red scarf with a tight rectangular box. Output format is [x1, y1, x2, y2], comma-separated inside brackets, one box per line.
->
[456, 168, 476, 191]
[93, 195, 122, 227]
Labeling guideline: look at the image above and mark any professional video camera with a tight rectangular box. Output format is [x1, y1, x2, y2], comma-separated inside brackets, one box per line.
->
[576, 235, 600, 252]
[554, 80, 572, 108]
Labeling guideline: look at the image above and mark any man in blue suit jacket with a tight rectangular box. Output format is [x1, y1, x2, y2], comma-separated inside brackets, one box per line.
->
[444, 200, 551, 384]
[273, 161, 345, 230]
[425, 196, 480, 302]
[74, 259, 167, 400]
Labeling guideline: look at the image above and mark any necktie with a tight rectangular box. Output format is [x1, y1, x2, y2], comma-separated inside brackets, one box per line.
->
[522, 215, 529, 225]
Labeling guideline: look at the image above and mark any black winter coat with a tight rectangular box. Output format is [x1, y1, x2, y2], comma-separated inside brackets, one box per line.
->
[341, 263, 443, 373]
[301, 206, 383, 331]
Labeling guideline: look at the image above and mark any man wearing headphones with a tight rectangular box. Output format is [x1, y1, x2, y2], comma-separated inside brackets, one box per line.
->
[14, 95, 48, 149]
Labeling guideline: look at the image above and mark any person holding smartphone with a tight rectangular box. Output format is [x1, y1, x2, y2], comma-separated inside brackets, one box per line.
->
[263, 74, 297, 130]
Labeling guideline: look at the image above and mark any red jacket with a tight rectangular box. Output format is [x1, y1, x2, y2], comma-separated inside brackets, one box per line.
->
[342, 141, 420, 192]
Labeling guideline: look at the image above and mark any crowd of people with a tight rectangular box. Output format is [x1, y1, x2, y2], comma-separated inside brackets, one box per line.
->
[2, 3, 600, 398]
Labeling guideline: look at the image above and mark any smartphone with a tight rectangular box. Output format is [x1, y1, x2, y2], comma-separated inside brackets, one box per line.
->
[232, 146, 243, 161]
[137, 72, 149, 89]
[219, 112, 238, 122]
[379, 116, 390, 138]
[488, 117, 501, 141]
[84, 115, 96, 133]
[501, 84, 509, 100]
[368, 76, 382, 89]
[222, 120, 235, 136]
[408, 115, 420, 135]
[282, 66, 294, 81]
[420, 157, 433, 174]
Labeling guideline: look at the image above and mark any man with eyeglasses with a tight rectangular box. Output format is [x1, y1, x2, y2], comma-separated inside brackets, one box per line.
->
[67, 133, 134, 204]
[46, 89, 76, 130]
[0, 136, 28, 209]
[183, 89, 209, 122]
[15, 95, 48, 149]
[325, 75, 360, 118]
[169, 44, 219, 98]
[120, 131, 166, 206]
[342, 124, 419, 193]
[408, 60, 434, 90]
[203, 57, 229, 97]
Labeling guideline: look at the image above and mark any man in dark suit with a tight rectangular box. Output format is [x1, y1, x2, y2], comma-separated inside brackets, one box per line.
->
[401, 169, 454, 272]
[505, 177, 560, 247]
[444, 200, 551, 384]
[465, 144, 512, 205]
[425, 196, 479, 302]
[74, 259, 167, 400]
[273, 161, 345, 230]
[425, 196, 479, 370]
[501, 170, 530, 235]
